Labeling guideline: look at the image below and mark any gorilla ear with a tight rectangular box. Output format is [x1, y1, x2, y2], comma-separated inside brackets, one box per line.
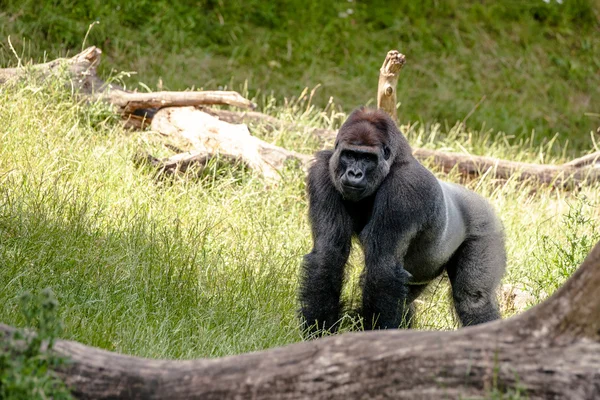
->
[383, 145, 391, 160]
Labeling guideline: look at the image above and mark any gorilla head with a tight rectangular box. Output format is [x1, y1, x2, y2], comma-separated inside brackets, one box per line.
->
[328, 108, 409, 201]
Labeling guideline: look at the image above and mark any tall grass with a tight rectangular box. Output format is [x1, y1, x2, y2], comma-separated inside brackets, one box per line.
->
[1, 76, 598, 359]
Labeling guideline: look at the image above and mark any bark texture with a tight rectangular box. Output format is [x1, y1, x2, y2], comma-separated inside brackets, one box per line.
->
[377, 50, 406, 123]
[2, 241, 600, 399]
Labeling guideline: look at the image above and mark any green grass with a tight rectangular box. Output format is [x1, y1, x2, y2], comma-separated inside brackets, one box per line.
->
[0, 1, 599, 148]
[1, 75, 599, 362]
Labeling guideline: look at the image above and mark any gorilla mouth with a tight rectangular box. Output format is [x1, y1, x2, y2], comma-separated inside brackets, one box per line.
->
[342, 183, 365, 191]
[341, 184, 366, 200]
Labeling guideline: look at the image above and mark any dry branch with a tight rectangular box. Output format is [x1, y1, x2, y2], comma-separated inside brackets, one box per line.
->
[0, 46, 106, 92]
[102, 89, 256, 114]
[2, 241, 600, 399]
[413, 148, 600, 187]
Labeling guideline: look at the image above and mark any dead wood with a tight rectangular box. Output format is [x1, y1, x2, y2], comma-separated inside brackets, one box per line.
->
[412, 148, 600, 187]
[0, 46, 255, 113]
[150, 107, 311, 180]
[102, 89, 255, 115]
[373, 49, 600, 187]
[0, 46, 107, 92]
[377, 50, 406, 123]
[201, 107, 336, 143]
[196, 107, 600, 188]
[2, 47, 598, 187]
[1, 241, 600, 399]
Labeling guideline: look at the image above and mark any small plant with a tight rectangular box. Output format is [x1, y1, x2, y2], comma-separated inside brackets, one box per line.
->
[0, 288, 73, 400]
[530, 197, 600, 300]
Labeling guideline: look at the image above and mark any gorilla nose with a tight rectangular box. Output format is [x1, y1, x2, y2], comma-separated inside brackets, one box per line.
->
[344, 169, 364, 187]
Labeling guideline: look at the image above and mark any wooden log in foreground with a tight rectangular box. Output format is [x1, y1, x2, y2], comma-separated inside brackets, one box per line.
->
[1, 241, 600, 399]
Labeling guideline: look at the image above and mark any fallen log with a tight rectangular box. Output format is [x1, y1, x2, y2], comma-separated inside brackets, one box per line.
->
[412, 148, 600, 187]
[198, 107, 600, 187]
[150, 106, 311, 180]
[373, 49, 600, 187]
[0, 46, 255, 114]
[2, 240, 600, 399]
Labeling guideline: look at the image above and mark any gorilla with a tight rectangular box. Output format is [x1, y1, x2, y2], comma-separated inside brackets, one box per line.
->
[299, 108, 506, 334]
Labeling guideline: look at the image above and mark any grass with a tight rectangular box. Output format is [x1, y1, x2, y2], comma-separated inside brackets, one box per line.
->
[0, 74, 599, 364]
[0, 1, 599, 149]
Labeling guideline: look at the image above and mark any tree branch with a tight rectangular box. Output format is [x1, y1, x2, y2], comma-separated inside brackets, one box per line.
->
[0, 46, 256, 113]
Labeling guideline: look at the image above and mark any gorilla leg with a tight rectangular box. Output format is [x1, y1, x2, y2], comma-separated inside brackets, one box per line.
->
[361, 267, 412, 330]
[299, 250, 348, 334]
[446, 233, 506, 326]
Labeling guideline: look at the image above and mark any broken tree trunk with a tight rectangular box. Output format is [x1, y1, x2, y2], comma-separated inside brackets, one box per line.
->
[1, 240, 600, 399]
[377, 50, 406, 123]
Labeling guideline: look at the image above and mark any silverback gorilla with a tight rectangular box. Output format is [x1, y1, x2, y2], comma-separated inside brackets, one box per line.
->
[299, 108, 506, 334]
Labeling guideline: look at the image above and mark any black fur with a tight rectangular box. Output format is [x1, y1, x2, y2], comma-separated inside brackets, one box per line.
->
[299, 108, 506, 334]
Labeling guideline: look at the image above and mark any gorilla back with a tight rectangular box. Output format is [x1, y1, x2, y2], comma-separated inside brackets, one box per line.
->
[299, 108, 506, 334]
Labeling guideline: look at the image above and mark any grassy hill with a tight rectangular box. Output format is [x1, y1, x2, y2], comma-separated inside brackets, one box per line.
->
[1, 0, 599, 149]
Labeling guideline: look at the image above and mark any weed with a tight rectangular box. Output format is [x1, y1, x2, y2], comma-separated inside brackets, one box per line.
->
[0, 289, 73, 400]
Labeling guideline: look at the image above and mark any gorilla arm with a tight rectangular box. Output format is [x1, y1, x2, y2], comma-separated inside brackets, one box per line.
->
[299, 151, 353, 334]
[357, 170, 423, 329]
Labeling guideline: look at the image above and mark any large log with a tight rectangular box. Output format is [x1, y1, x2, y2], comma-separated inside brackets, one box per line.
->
[202, 108, 600, 188]
[2, 241, 600, 399]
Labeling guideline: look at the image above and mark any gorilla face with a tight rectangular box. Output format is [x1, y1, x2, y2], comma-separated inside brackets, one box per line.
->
[329, 121, 393, 202]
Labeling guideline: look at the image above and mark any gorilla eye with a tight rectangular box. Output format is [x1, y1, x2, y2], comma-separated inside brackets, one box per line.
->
[383, 146, 391, 160]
